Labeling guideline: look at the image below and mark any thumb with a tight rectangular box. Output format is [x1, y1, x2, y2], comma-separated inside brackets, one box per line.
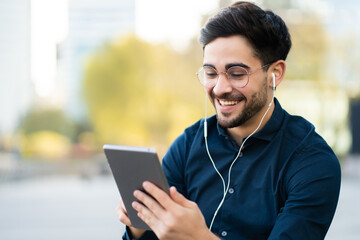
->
[170, 186, 192, 207]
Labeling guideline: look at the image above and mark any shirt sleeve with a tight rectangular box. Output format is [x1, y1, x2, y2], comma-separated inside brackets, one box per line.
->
[268, 143, 341, 240]
[122, 227, 158, 240]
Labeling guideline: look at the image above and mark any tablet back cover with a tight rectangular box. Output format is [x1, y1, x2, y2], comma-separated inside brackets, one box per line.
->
[104, 144, 169, 230]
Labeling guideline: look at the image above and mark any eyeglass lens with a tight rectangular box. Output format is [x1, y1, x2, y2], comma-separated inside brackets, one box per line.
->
[197, 66, 249, 88]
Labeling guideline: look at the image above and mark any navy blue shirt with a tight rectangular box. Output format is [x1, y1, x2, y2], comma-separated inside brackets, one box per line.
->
[123, 99, 341, 240]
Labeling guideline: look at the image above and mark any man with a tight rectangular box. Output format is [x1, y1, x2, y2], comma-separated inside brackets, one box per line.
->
[117, 1, 341, 239]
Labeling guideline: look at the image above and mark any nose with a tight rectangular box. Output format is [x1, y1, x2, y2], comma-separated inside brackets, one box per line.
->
[213, 73, 233, 96]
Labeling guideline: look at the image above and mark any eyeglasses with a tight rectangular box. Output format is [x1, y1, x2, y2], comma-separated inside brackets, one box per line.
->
[196, 64, 269, 88]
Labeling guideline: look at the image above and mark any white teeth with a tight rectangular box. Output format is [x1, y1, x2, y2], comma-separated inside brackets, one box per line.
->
[219, 100, 239, 106]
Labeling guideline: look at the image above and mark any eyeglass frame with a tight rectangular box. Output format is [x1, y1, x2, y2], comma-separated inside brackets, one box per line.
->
[196, 64, 270, 88]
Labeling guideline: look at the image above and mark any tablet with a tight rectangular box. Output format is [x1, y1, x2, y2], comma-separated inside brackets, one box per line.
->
[103, 144, 170, 230]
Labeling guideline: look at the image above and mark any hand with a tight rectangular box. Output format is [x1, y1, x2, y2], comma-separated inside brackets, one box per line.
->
[115, 197, 146, 238]
[132, 181, 219, 240]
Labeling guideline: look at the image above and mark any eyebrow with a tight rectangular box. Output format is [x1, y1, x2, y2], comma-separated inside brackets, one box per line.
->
[225, 63, 250, 70]
[202, 63, 216, 69]
[202, 62, 250, 70]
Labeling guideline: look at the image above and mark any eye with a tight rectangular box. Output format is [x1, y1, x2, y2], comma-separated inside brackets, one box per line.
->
[228, 67, 247, 79]
[230, 73, 246, 77]
[206, 72, 218, 78]
[204, 68, 218, 79]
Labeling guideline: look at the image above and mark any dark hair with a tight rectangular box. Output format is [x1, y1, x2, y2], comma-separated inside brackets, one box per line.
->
[199, 1, 292, 65]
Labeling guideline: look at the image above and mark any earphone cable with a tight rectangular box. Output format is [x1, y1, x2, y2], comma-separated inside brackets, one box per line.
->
[205, 86, 275, 231]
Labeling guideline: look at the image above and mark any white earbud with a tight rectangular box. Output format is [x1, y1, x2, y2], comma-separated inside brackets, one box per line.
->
[272, 72, 276, 90]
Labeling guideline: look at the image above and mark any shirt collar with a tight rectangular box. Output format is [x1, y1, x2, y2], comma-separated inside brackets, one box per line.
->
[217, 98, 285, 142]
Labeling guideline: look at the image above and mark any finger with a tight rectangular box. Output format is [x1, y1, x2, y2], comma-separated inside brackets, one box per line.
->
[133, 189, 166, 218]
[142, 181, 173, 209]
[132, 200, 160, 229]
[116, 203, 132, 226]
[169, 186, 193, 208]
[120, 199, 126, 210]
[118, 198, 128, 216]
[118, 200, 126, 213]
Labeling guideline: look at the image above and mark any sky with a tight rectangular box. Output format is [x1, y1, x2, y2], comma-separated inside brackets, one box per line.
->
[135, 0, 219, 49]
[31, 0, 68, 98]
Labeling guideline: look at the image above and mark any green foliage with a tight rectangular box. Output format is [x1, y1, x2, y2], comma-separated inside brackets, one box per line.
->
[20, 108, 75, 140]
[21, 130, 71, 159]
[83, 35, 204, 154]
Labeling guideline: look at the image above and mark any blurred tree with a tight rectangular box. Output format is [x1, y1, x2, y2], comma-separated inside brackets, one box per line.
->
[83, 35, 204, 155]
[219, 1, 329, 82]
[21, 131, 71, 159]
[330, 33, 360, 97]
[18, 108, 76, 159]
[261, 1, 329, 81]
[285, 16, 329, 81]
[20, 108, 75, 140]
[262, 0, 293, 9]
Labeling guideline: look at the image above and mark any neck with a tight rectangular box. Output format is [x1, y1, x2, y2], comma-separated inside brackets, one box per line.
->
[227, 98, 275, 146]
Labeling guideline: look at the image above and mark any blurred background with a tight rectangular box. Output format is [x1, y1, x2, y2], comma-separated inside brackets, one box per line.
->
[0, 0, 359, 239]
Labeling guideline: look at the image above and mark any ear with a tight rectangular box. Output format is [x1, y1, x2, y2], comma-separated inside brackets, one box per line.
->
[268, 60, 286, 89]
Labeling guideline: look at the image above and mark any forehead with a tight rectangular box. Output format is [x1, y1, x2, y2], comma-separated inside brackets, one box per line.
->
[203, 35, 260, 68]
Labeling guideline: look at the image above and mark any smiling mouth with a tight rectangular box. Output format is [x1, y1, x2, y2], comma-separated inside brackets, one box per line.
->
[219, 100, 240, 106]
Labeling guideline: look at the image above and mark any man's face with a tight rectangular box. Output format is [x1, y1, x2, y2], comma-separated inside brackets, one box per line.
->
[203, 35, 270, 129]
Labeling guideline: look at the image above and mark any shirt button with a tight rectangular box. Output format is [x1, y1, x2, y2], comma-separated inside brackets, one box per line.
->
[228, 188, 234, 194]
[221, 231, 227, 237]
[239, 152, 243, 157]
